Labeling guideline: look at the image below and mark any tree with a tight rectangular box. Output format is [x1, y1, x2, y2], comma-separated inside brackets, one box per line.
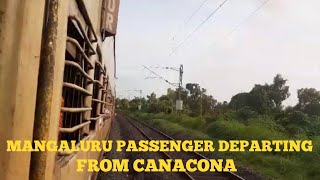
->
[235, 106, 257, 122]
[158, 94, 173, 113]
[303, 103, 320, 116]
[185, 83, 200, 115]
[186, 83, 199, 94]
[297, 88, 320, 108]
[167, 88, 176, 102]
[201, 94, 217, 115]
[229, 93, 251, 110]
[146, 92, 158, 113]
[186, 83, 217, 116]
[249, 74, 290, 112]
[118, 98, 129, 110]
[295, 88, 320, 117]
[229, 74, 290, 113]
[176, 88, 189, 106]
[269, 74, 290, 109]
[147, 92, 157, 103]
[140, 97, 148, 111]
[250, 84, 274, 113]
[279, 111, 309, 136]
[129, 97, 140, 111]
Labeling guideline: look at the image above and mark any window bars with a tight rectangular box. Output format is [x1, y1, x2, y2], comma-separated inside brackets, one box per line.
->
[90, 46, 109, 129]
[60, 13, 96, 142]
[59, 0, 113, 144]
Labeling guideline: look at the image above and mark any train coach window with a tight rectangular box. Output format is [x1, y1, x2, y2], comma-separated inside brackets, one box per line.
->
[100, 66, 108, 114]
[90, 46, 107, 129]
[59, 15, 96, 142]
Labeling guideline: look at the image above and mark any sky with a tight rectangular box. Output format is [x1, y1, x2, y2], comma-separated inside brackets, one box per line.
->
[115, 0, 320, 106]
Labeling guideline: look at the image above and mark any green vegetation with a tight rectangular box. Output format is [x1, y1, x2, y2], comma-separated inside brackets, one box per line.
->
[117, 74, 320, 180]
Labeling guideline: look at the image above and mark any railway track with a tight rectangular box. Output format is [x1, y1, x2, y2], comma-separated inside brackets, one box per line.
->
[122, 114, 245, 180]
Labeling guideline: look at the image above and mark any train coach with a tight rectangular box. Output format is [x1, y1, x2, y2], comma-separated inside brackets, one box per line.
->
[0, 0, 120, 179]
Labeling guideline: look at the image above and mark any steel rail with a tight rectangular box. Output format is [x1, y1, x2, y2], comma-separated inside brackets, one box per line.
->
[124, 114, 245, 180]
[125, 116, 195, 180]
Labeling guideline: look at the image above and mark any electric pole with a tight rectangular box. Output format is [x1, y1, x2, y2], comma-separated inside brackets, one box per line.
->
[176, 64, 183, 111]
[199, 86, 203, 117]
[134, 90, 142, 110]
[143, 64, 184, 111]
[178, 64, 183, 100]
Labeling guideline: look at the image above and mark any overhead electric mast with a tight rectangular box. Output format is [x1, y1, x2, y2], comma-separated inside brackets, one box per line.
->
[176, 64, 184, 111]
[143, 64, 184, 111]
[134, 89, 142, 110]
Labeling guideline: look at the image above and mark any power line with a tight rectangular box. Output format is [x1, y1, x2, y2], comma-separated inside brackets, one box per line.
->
[142, 65, 179, 87]
[153, 66, 180, 72]
[226, 0, 271, 37]
[207, 0, 271, 50]
[145, 76, 157, 79]
[145, 66, 179, 79]
[171, 0, 208, 41]
[170, 0, 229, 56]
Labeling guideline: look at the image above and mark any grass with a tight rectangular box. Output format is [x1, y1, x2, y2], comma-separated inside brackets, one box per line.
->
[129, 111, 320, 180]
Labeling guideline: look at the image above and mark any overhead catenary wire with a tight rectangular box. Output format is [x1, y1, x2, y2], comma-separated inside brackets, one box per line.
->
[170, 0, 229, 56]
[205, 0, 271, 52]
[171, 0, 208, 41]
[142, 65, 179, 87]
[225, 0, 271, 37]
[153, 66, 180, 72]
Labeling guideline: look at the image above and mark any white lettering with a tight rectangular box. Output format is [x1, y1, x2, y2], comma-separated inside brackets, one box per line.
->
[107, 13, 114, 31]
[108, 0, 116, 12]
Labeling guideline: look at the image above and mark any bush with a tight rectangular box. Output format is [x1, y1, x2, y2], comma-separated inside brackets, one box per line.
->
[277, 111, 310, 136]
[288, 111, 308, 126]
[286, 124, 305, 136]
[130, 111, 320, 180]
[206, 117, 287, 140]
[235, 106, 257, 122]
[304, 103, 320, 116]
[305, 116, 320, 136]
[205, 116, 218, 124]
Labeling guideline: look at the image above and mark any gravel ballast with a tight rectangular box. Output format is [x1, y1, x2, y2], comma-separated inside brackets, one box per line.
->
[97, 115, 186, 180]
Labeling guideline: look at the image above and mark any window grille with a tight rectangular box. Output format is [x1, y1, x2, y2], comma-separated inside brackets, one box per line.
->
[90, 46, 108, 129]
[60, 14, 96, 142]
[58, 0, 113, 145]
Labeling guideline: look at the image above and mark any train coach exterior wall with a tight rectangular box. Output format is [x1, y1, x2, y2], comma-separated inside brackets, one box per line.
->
[0, 0, 116, 179]
[51, 1, 115, 179]
[0, 0, 45, 179]
[54, 118, 112, 180]
[83, 0, 102, 33]
[44, 1, 70, 180]
[102, 36, 116, 96]
[83, 0, 116, 96]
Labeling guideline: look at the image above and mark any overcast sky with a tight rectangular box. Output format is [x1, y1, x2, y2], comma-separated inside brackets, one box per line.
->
[115, 0, 320, 106]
